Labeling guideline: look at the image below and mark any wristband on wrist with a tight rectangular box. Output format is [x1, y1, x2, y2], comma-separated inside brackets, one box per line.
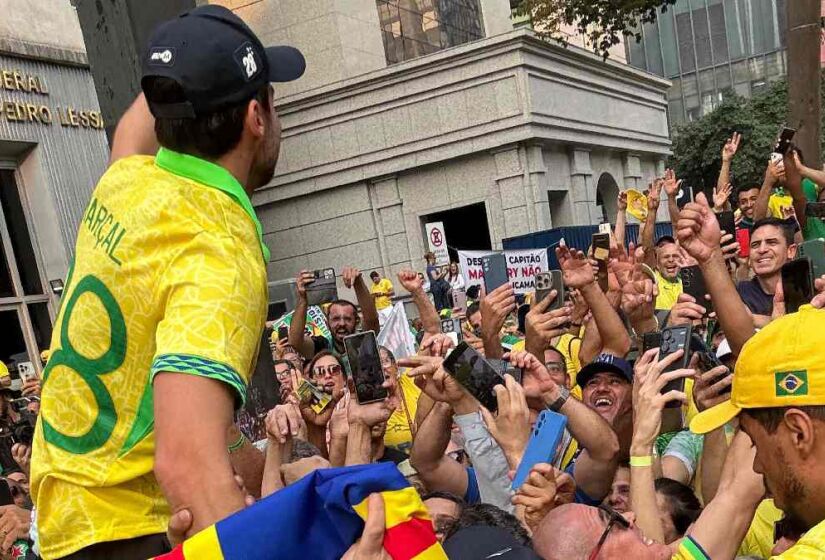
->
[630, 455, 653, 468]
[228, 433, 246, 453]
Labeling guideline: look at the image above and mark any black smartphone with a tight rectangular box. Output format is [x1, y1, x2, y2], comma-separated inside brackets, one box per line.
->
[717, 210, 736, 237]
[641, 331, 663, 354]
[798, 239, 825, 280]
[344, 331, 388, 404]
[482, 254, 509, 293]
[691, 334, 731, 395]
[680, 266, 711, 313]
[0, 480, 11, 507]
[592, 233, 610, 292]
[658, 325, 692, 407]
[781, 258, 814, 314]
[535, 270, 564, 310]
[306, 268, 338, 306]
[277, 325, 289, 340]
[806, 202, 825, 219]
[442, 342, 504, 412]
[773, 126, 796, 156]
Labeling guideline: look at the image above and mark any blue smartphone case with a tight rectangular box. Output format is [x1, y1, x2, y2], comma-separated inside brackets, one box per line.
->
[511, 410, 568, 491]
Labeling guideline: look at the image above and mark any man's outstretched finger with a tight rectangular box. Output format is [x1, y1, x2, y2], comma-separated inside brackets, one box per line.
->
[167, 508, 193, 547]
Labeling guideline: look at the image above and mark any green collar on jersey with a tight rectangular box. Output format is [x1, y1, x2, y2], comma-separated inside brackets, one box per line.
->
[154, 147, 270, 263]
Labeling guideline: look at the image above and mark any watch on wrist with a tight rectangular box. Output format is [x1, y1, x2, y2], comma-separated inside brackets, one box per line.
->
[547, 386, 570, 412]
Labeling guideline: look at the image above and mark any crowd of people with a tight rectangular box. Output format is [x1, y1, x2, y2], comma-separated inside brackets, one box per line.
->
[11, 4, 825, 560]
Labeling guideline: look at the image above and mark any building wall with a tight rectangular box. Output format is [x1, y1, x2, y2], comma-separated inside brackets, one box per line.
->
[0, 0, 86, 62]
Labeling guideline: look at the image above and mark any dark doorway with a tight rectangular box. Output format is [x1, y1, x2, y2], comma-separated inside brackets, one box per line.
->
[596, 172, 619, 224]
[422, 202, 491, 262]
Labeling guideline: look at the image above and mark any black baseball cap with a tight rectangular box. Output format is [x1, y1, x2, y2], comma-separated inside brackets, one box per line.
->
[444, 526, 541, 559]
[655, 235, 677, 247]
[141, 4, 305, 119]
[577, 353, 634, 388]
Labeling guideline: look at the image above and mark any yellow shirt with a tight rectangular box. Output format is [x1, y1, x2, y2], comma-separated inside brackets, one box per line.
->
[371, 278, 394, 311]
[31, 149, 267, 559]
[737, 499, 783, 558]
[775, 514, 825, 558]
[384, 372, 421, 452]
[655, 270, 683, 310]
[769, 190, 796, 221]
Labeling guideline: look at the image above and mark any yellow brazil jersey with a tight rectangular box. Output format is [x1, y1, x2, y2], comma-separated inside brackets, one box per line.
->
[371, 278, 394, 311]
[655, 270, 683, 311]
[768, 189, 795, 221]
[737, 499, 782, 558]
[384, 372, 421, 452]
[774, 515, 825, 559]
[31, 149, 268, 559]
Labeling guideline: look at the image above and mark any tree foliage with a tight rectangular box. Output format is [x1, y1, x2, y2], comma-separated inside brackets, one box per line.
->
[512, 0, 676, 59]
[670, 74, 825, 195]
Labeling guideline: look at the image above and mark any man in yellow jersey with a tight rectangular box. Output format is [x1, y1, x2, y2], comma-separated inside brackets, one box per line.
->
[31, 6, 305, 559]
[652, 236, 683, 311]
[692, 307, 825, 559]
[370, 271, 396, 327]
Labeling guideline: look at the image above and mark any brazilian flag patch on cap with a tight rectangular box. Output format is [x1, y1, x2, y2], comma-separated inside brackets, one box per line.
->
[775, 371, 808, 397]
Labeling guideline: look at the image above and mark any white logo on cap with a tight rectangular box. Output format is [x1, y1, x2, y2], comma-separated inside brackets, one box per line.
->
[151, 49, 173, 64]
[242, 46, 257, 78]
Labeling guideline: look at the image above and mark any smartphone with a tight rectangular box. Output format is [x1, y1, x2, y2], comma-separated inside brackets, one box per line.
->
[692, 334, 731, 395]
[798, 239, 825, 280]
[0, 481, 12, 507]
[680, 266, 711, 313]
[781, 258, 814, 314]
[736, 228, 751, 258]
[442, 341, 504, 412]
[441, 318, 463, 343]
[277, 325, 289, 340]
[773, 126, 796, 156]
[806, 202, 825, 219]
[18, 361, 37, 384]
[535, 270, 564, 310]
[306, 268, 338, 306]
[344, 331, 388, 404]
[717, 211, 736, 237]
[452, 289, 468, 314]
[511, 410, 568, 490]
[482, 253, 509, 293]
[658, 325, 692, 408]
[598, 223, 612, 235]
[592, 233, 610, 292]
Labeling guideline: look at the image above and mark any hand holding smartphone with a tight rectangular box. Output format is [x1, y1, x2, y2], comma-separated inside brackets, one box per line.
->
[511, 410, 567, 490]
[442, 341, 504, 412]
[482, 254, 509, 293]
[781, 258, 814, 314]
[535, 270, 564, 310]
[658, 325, 692, 408]
[344, 331, 388, 404]
[592, 233, 610, 292]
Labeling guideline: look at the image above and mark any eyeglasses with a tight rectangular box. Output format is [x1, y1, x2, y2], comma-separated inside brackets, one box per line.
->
[545, 361, 565, 373]
[274, 367, 293, 380]
[312, 364, 343, 378]
[588, 505, 630, 560]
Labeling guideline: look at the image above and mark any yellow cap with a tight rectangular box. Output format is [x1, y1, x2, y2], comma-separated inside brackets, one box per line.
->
[691, 305, 825, 434]
[0, 362, 7, 378]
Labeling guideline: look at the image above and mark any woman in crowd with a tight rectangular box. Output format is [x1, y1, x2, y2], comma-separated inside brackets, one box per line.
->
[425, 252, 451, 311]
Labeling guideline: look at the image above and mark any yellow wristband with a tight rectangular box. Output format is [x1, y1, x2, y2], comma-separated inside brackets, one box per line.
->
[630, 455, 653, 468]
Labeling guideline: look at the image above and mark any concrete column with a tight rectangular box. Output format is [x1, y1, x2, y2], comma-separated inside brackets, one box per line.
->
[525, 144, 552, 231]
[569, 148, 597, 226]
[492, 145, 531, 243]
[369, 175, 412, 278]
[622, 153, 643, 191]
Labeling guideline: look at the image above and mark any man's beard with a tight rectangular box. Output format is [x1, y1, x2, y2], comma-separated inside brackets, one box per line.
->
[777, 455, 811, 529]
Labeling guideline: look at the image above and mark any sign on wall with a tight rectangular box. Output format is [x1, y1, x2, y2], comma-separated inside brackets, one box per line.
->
[457, 249, 548, 295]
[425, 222, 450, 266]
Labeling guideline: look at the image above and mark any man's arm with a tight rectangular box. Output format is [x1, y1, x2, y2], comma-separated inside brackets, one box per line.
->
[346, 268, 379, 333]
[226, 424, 265, 499]
[785, 150, 809, 229]
[480, 284, 516, 360]
[154, 375, 246, 536]
[641, 184, 658, 269]
[109, 93, 159, 165]
[753, 162, 779, 221]
[580, 282, 630, 357]
[398, 270, 440, 336]
[614, 191, 627, 249]
[289, 271, 319, 359]
[716, 133, 740, 200]
[409, 402, 469, 498]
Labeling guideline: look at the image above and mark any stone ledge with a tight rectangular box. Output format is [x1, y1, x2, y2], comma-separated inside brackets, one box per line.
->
[0, 38, 88, 67]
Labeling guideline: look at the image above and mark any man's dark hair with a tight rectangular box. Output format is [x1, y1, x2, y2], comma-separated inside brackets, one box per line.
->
[144, 76, 270, 159]
[285, 439, 322, 462]
[306, 350, 345, 376]
[422, 491, 465, 508]
[444, 503, 531, 546]
[326, 299, 358, 317]
[736, 185, 760, 199]
[545, 346, 567, 372]
[654, 478, 702, 537]
[751, 217, 795, 246]
[465, 286, 481, 300]
[370, 271, 380, 279]
[743, 406, 825, 433]
[466, 302, 481, 318]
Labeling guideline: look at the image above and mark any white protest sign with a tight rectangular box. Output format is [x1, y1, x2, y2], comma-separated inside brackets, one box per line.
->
[425, 222, 450, 266]
[377, 302, 417, 361]
[457, 249, 548, 295]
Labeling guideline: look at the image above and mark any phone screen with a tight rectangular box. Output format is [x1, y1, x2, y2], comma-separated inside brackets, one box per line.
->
[641, 331, 663, 354]
[798, 239, 825, 280]
[680, 266, 711, 313]
[592, 233, 610, 261]
[344, 331, 388, 404]
[277, 325, 289, 340]
[443, 342, 503, 412]
[773, 126, 796, 155]
[717, 211, 736, 237]
[782, 258, 814, 314]
[453, 289, 467, 313]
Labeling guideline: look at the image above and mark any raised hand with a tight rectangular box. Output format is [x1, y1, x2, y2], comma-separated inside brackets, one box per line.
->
[342, 494, 392, 560]
[342, 267, 363, 289]
[618, 191, 628, 212]
[675, 192, 723, 266]
[765, 158, 785, 186]
[265, 403, 306, 445]
[525, 291, 573, 351]
[296, 270, 316, 300]
[713, 183, 733, 211]
[480, 283, 516, 340]
[617, 262, 657, 325]
[721, 132, 741, 162]
[512, 464, 575, 532]
[556, 244, 595, 289]
[693, 365, 732, 412]
[812, 275, 825, 309]
[506, 350, 559, 410]
[398, 355, 468, 405]
[397, 269, 423, 293]
[662, 169, 682, 199]
[419, 332, 455, 358]
[648, 179, 663, 211]
[666, 293, 708, 326]
[480, 375, 531, 468]
[347, 379, 396, 428]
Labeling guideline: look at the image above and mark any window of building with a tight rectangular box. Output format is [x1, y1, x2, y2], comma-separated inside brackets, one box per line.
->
[377, 0, 485, 64]
[658, 8, 680, 77]
[707, 0, 729, 64]
[626, 26, 647, 70]
[675, 9, 696, 73]
[643, 21, 664, 76]
[724, 0, 747, 60]
[691, 0, 713, 69]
